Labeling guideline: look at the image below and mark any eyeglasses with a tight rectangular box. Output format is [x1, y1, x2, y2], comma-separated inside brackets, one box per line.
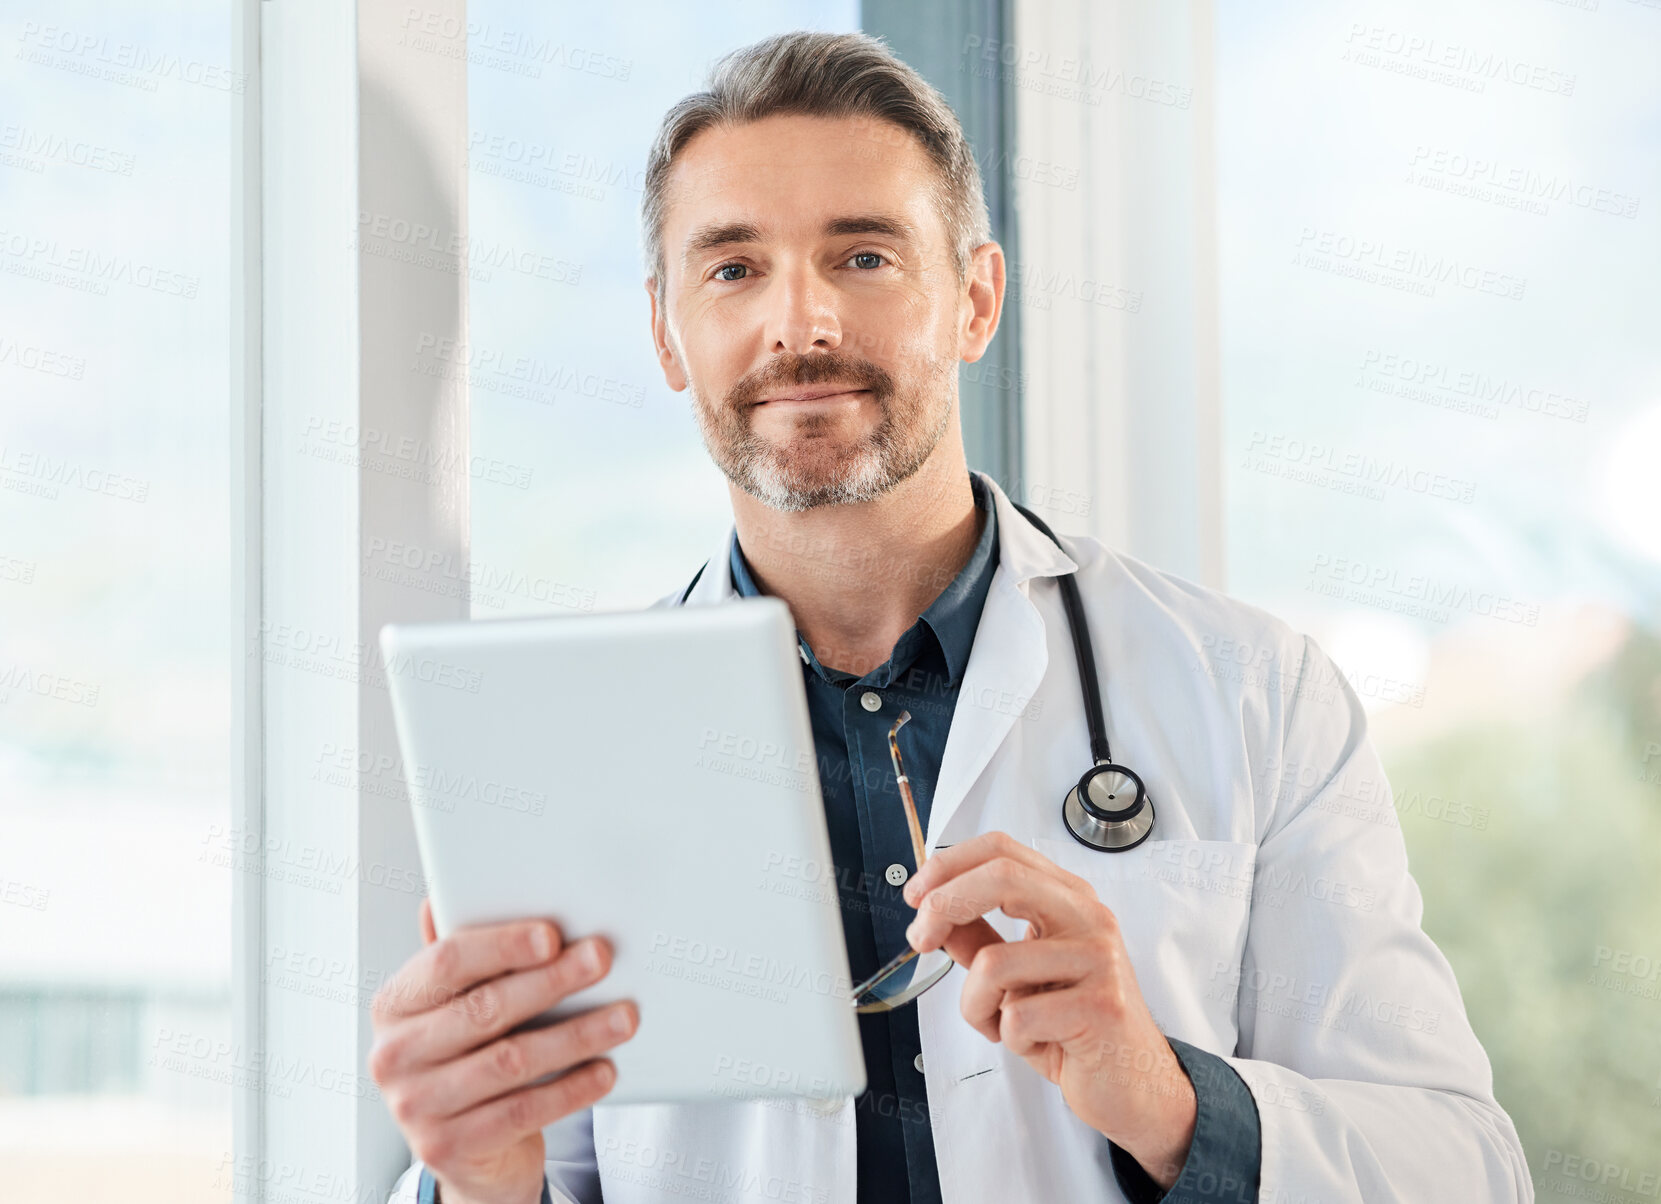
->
[848, 710, 955, 1013]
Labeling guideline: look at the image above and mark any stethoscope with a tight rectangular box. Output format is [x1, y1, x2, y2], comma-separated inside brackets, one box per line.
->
[677, 502, 1155, 853]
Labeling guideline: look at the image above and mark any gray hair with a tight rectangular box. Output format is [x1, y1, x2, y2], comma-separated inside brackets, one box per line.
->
[640, 30, 991, 305]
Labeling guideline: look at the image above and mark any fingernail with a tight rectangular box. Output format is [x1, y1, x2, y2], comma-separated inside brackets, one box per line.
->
[905, 921, 921, 948]
[608, 1006, 632, 1035]
[578, 940, 602, 974]
[531, 926, 553, 960]
[596, 1061, 615, 1087]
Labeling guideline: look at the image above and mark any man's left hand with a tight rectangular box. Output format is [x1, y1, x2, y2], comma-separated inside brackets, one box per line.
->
[902, 831, 1197, 1189]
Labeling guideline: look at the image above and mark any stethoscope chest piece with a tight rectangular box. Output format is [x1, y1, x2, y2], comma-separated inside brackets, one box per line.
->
[1063, 762, 1156, 852]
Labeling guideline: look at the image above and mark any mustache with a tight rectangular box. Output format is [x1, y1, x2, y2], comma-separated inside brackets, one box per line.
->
[725, 353, 894, 407]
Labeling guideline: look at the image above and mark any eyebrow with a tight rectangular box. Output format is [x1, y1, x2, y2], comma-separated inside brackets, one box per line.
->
[680, 214, 919, 268]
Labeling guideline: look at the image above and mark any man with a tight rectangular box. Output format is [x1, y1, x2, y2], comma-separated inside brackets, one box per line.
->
[375, 30, 1532, 1204]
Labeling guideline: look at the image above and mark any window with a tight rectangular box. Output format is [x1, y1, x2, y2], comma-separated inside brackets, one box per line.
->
[0, 3, 235, 1199]
[1215, 1, 1661, 1179]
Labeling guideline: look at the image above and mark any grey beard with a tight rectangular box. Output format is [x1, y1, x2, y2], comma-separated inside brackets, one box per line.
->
[692, 386, 953, 513]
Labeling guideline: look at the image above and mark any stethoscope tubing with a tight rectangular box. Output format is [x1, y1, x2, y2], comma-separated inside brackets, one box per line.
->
[679, 499, 1155, 851]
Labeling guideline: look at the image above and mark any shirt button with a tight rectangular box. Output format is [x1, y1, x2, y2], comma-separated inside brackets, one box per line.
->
[913, 1053, 925, 1074]
[884, 863, 908, 886]
[860, 691, 882, 712]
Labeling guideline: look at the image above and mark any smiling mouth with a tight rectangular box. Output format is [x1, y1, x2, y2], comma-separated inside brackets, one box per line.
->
[755, 388, 872, 405]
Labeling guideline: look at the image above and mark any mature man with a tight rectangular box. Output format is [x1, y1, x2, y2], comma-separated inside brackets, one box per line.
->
[376, 31, 1532, 1204]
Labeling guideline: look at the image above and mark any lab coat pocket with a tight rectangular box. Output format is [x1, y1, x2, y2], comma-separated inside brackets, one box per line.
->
[1030, 836, 1258, 1047]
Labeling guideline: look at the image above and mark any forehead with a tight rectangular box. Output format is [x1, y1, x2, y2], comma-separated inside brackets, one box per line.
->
[662, 113, 945, 259]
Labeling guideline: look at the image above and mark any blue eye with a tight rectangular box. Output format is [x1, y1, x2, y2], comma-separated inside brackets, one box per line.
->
[715, 264, 748, 282]
[851, 252, 885, 270]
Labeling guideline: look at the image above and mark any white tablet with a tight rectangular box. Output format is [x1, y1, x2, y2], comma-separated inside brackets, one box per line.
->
[378, 598, 865, 1106]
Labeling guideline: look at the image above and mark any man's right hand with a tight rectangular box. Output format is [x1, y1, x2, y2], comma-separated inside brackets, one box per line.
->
[369, 899, 637, 1204]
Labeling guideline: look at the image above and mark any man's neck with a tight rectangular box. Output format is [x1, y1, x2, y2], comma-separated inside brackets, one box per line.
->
[728, 451, 982, 678]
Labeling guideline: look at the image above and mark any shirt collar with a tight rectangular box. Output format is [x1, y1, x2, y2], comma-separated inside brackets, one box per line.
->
[728, 472, 1000, 688]
[918, 471, 999, 686]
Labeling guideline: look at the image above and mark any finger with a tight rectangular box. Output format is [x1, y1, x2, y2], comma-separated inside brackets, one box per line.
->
[424, 1058, 619, 1164]
[959, 939, 1099, 1042]
[403, 1000, 638, 1121]
[419, 898, 437, 945]
[1000, 988, 1185, 1106]
[383, 937, 612, 1075]
[374, 919, 563, 1023]
[904, 831, 1084, 906]
[937, 917, 1004, 976]
[907, 857, 1089, 952]
[996, 984, 1097, 1058]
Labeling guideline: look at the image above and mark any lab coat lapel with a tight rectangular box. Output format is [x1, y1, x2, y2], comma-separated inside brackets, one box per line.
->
[679, 526, 738, 608]
[926, 475, 1077, 850]
[679, 477, 1077, 852]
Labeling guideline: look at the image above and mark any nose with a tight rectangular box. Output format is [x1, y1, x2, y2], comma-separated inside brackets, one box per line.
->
[766, 262, 843, 355]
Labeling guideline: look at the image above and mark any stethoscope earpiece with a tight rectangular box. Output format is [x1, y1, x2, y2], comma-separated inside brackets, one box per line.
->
[1063, 762, 1156, 852]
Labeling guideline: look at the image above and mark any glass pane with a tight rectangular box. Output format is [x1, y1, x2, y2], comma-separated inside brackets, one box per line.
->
[467, 0, 859, 617]
[0, 2, 234, 1200]
[1217, 0, 1661, 1181]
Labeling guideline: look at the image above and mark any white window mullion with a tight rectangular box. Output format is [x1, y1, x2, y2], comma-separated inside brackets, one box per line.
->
[230, 0, 264, 1197]
[1014, 0, 1224, 588]
[236, 0, 471, 1196]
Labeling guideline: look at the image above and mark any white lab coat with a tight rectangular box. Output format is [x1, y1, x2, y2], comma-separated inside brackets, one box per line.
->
[394, 472, 1531, 1203]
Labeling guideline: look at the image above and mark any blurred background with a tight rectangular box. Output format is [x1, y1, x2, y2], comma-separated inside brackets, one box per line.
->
[1, 0, 1656, 1199]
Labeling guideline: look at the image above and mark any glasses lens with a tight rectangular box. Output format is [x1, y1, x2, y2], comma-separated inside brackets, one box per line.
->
[851, 947, 954, 1013]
